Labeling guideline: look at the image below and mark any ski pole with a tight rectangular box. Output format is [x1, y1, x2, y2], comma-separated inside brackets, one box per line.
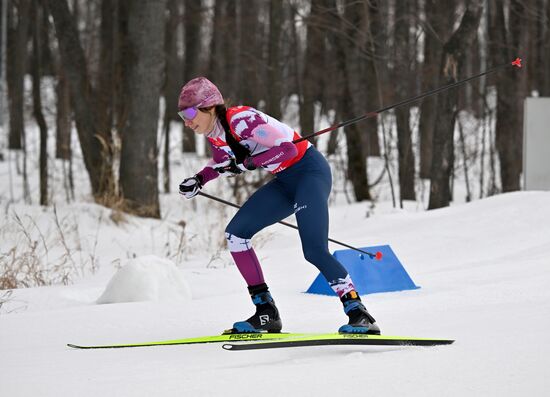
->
[293, 57, 523, 143]
[197, 191, 382, 260]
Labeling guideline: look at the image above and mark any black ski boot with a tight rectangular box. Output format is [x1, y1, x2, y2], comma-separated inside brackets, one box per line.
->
[338, 291, 381, 334]
[229, 283, 283, 333]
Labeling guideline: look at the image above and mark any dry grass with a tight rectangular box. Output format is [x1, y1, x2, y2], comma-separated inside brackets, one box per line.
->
[0, 206, 101, 290]
[0, 290, 14, 312]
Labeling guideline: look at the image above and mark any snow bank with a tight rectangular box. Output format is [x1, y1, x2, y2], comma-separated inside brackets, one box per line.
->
[96, 255, 191, 304]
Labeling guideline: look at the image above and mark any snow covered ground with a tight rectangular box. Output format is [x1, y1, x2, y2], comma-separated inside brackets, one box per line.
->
[1, 190, 549, 397]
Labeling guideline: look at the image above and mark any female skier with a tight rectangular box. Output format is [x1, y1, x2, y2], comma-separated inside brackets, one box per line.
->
[178, 77, 380, 335]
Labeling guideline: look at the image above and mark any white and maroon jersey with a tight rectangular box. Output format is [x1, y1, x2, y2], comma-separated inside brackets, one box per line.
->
[205, 106, 311, 174]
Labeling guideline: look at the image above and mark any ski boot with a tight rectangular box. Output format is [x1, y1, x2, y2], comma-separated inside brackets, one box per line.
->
[227, 283, 283, 334]
[338, 291, 381, 335]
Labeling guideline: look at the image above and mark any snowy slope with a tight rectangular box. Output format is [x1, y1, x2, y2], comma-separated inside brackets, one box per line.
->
[1, 191, 549, 397]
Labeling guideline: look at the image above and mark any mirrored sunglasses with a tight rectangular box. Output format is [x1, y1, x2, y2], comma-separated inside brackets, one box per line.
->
[178, 106, 199, 121]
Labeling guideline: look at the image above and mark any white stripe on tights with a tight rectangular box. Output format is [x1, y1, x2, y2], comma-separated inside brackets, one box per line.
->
[225, 232, 252, 253]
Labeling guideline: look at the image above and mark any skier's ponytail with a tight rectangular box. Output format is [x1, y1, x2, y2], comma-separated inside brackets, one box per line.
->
[215, 104, 251, 163]
[215, 104, 231, 136]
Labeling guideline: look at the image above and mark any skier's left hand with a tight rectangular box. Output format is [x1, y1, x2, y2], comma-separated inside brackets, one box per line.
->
[242, 156, 257, 171]
[214, 157, 258, 175]
[214, 158, 249, 175]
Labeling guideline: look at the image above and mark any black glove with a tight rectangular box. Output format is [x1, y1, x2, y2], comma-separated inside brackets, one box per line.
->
[179, 175, 203, 199]
[214, 157, 257, 175]
[214, 158, 246, 175]
[242, 156, 257, 171]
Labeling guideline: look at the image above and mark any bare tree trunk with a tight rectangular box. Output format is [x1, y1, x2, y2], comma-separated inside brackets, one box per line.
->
[114, 0, 127, 135]
[38, 4, 54, 77]
[163, 0, 174, 191]
[31, 1, 48, 206]
[300, 0, 330, 145]
[266, 0, 282, 119]
[332, 0, 371, 201]
[322, 0, 342, 163]
[488, 0, 529, 192]
[55, 66, 71, 160]
[183, 0, 201, 82]
[393, 0, 416, 202]
[240, 0, 261, 106]
[205, 0, 226, 156]
[224, 0, 240, 100]
[208, 0, 240, 99]
[163, 0, 181, 191]
[0, 0, 7, 162]
[162, 117, 171, 194]
[429, 1, 482, 209]
[487, 107, 498, 196]
[457, 117, 472, 202]
[418, 0, 453, 179]
[46, 0, 116, 203]
[55, 61, 73, 201]
[543, 0, 550, 95]
[119, 0, 165, 218]
[182, 0, 201, 152]
[6, 0, 31, 150]
[208, 0, 225, 85]
[366, 0, 396, 205]
[22, 136, 30, 203]
[364, 0, 381, 157]
[97, 0, 117, 138]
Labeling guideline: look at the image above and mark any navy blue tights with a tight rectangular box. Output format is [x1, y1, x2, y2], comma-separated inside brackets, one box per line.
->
[225, 147, 348, 284]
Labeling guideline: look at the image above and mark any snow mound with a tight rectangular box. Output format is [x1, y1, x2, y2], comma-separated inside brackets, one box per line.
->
[96, 255, 192, 304]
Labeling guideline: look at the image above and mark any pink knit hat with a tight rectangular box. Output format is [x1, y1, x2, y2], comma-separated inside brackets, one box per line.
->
[178, 77, 224, 111]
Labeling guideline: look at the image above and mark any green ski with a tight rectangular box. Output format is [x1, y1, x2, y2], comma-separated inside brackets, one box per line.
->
[222, 333, 455, 351]
[67, 332, 308, 349]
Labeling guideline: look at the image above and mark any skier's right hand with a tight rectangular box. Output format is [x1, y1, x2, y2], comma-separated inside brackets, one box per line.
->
[179, 175, 203, 199]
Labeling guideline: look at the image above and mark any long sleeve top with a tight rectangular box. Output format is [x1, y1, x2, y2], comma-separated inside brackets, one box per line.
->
[197, 106, 311, 185]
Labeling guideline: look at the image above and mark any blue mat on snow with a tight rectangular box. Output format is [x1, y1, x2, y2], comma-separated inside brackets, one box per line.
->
[306, 245, 420, 296]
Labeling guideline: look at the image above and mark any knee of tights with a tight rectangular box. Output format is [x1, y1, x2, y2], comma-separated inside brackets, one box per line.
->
[225, 232, 253, 252]
[225, 221, 252, 239]
[302, 246, 330, 264]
